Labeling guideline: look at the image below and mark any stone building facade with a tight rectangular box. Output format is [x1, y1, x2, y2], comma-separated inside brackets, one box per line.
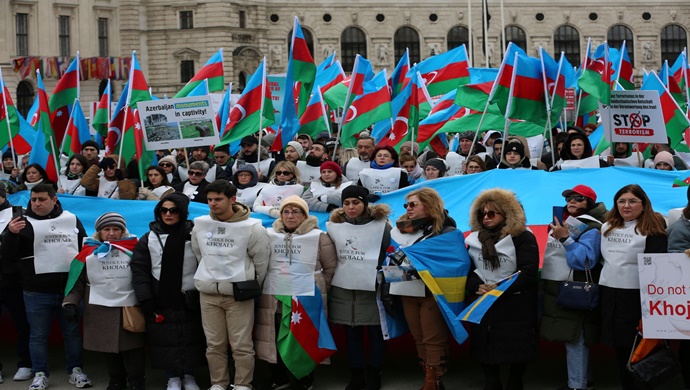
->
[1, 0, 688, 117]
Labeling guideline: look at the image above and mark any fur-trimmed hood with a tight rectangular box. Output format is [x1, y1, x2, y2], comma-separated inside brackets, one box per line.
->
[329, 203, 390, 224]
[469, 188, 526, 237]
[272, 215, 319, 234]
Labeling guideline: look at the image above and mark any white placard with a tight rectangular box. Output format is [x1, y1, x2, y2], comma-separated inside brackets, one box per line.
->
[638, 252, 690, 339]
[602, 90, 667, 144]
[138, 96, 220, 150]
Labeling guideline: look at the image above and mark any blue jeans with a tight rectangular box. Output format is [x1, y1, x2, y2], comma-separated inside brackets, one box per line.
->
[565, 330, 591, 389]
[23, 291, 84, 376]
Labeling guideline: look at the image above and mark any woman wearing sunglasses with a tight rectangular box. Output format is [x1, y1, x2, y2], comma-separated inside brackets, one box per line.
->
[81, 154, 137, 199]
[255, 195, 337, 390]
[466, 188, 539, 390]
[326, 185, 392, 390]
[389, 188, 456, 390]
[253, 161, 305, 218]
[158, 155, 182, 187]
[541, 185, 607, 390]
[131, 192, 206, 390]
[138, 166, 175, 200]
[599, 184, 667, 389]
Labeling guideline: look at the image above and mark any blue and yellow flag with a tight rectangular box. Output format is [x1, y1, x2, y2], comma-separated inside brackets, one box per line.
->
[458, 271, 520, 324]
[401, 229, 471, 343]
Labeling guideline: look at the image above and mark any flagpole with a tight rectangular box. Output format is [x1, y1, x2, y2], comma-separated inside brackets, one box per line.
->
[334, 55, 360, 160]
[76, 51, 81, 100]
[118, 51, 137, 169]
[684, 49, 690, 116]
[501, 53, 519, 163]
[574, 38, 591, 126]
[604, 42, 615, 158]
[49, 136, 62, 190]
[317, 87, 331, 136]
[257, 58, 267, 176]
[0, 68, 18, 169]
[615, 41, 626, 86]
[106, 79, 111, 149]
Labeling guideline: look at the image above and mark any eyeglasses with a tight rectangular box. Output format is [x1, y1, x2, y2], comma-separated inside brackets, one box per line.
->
[188, 171, 204, 177]
[403, 201, 420, 209]
[480, 210, 502, 219]
[275, 170, 293, 176]
[160, 207, 179, 215]
[617, 199, 641, 206]
[159, 163, 173, 168]
[565, 195, 587, 202]
[281, 209, 303, 216]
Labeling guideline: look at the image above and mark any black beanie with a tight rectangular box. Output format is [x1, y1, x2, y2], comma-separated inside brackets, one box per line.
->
[341, 185, 370, 208]
[81, 140, 99, 151]
[425, 158, 448, 173]
[2, 149, 15, 161]
[155, 191, 191, 222]
[505, 140, 525, 158]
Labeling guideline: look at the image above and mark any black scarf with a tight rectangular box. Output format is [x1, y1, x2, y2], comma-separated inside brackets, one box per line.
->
[395, 217, 433, 234]
[156, 221, 188, 309]
[477, 222, 506, 271]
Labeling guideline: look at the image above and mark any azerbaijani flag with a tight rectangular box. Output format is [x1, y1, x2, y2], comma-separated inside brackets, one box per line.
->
[174, 49, 224, 98]
[459, 271, 520, 324]
[323, 76, 350, 109]
[409, 44, 470, 97]
[49, 54, 80, 146]
[133, 109, 157, 180]
[641, 71, 690, 152]
[61, 102, 91, 157]
[127, 52, 152, 109]
[219, 59, 274, 146]
[0, 69, 23, 150]
[92, 79, 112, 137]
[540, 48, 567, 124]
[390, 48, 410, 98]
[670, 48, 689, 91]
[299, 87, 330, 139]
[503, 52, 549, 126]
[316, 51, 336, 74]
[660, 60, 687, 111]
[314, 60, 345, 96]
[276, 285, 337, 379]
[416, 90, 464, 143]
[341, 70, 391, 148]
[28, 70, 60, 183]
[577, 42, 612, 105]
[612, 41, 635, 90]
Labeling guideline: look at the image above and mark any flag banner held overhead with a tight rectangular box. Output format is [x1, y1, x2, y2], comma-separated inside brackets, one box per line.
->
[138, 96, 220, 150]
[602, 90, 666, 144]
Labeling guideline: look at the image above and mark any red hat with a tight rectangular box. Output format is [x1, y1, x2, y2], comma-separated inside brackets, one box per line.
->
[562, 184, 597, 202]
[320, 161, 342, 177]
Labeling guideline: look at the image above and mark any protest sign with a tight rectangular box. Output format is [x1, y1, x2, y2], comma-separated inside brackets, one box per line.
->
[138, 96, 220, 150]
[603, 90, 666, 144]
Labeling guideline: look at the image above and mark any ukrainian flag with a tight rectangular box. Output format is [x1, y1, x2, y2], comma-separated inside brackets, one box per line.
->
[401, 229, 471, 343]
[458, 271, 520, 324]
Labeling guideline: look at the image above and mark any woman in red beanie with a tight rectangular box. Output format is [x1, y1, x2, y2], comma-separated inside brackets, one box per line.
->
[302, 161, 352, 212]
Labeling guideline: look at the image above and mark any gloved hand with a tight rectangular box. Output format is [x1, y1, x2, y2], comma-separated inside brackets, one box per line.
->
[139, 299, 156, 317]
[138, 187, 153, 200]
[367, 194, 381, 203]
[388, 249, 408, 266]
[114, 169, 124, 181]
[63, 304, 79, 322]
[379, 282, 397, 317]
[268, 208, 280, 219]
[98, 157, 116, 170]
[326, 204, 338, 212]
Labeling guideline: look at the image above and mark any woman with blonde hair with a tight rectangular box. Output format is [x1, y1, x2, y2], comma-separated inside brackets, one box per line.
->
[253, 161, 304, 218]
[389, 187, 456, 390]
[599, 184, 667, 389]
[466, 188, 539, 390]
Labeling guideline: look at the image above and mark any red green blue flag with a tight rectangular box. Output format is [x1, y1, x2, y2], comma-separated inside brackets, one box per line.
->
[299, 87, 330, 139]
[61, 102, 90, 157]
[341, 70, 391, 148]
[174, 49, 224, 98]
[29, 70, 60, 183]
[660, 60, 687, 111]
[0, 69, 23, 151]
[314, 61, 345, 96]
[612, 41, 635, 90]
[641, 71, 690, 152]
[49, 54, 80, 146]
[390, 48, 410, 98]
[92, 79, 112, 137]
[577, 42, 612, 106]
[407, 44, 470, 97]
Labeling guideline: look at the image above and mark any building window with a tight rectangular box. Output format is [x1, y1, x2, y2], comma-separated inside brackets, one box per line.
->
[554, 25, 580, 66]
[394, 27, 420, 64]
[98, 18, 109, 57]
[340, 27, 366, 72]
[505, 26, 527, 53]
[447, 26, 469, 51]
[58, 15, 70, 57]
[239, 10, 246, 28]
[180, 11, 193, 29]
[16, 13, 29, 57]
[181, 60, 195, 83]
[287, 28, 314, 58]
[661, 24, 687, 65]
[607, 25, 634, 65]
[16, 81, 34, 119]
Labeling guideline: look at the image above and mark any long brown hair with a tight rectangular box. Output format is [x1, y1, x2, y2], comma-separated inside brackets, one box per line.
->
[603, 184, 666, 237]
[397, 187, 446, 234]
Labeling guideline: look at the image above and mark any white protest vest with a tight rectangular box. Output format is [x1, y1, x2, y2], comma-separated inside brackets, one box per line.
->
[236, 183, 267, 208]
[86, 247, 137, 307]
[612, 152, 645, 168]
[541, 236, 570, 281]
[359, 168, 403, 194]
[599, 221, 647, 289]
[152, 185, 173, 198]
[0, 208, 12, 234]
[182, 182, 201, 200]
[28, 212, 79, 274]
[263, 229, 321, 296]
[389, 228, 426, 297]
[445, 152, 466, 176]
[308, 181, 352, 201]
[466, 231, 518, 284]
[327, 219, 386, 291]
[344, 157, 370, 182]
[296, 161, 322, 185]
[206, 164, 219, 182]
[258, 184, 304, 207]
[98, 177, 119, 199]
[59, 176, 85, 196]
[559, 156, 601, 170]
[193, 216, 260, 282]
[232, 158, 275, 177]
[148, 232, 197, 291]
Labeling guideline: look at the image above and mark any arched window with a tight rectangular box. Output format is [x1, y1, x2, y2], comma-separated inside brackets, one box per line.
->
[16, 80, 34, 119]
[394, 27, 420, 64]
[341, 27, 367, 72]
[554, 25, 580, 65]
[238, 72, 248, 92]
[661, 24, 687, 65]
[447, 26, 469, 51]
[287, 28, 315, 58]
[607, 25, 634, 65]
[505, 26, 527, 52]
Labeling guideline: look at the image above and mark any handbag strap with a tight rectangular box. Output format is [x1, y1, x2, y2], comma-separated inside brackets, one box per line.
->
[627, 331, 642, 370]
[584, 260, 594, 284]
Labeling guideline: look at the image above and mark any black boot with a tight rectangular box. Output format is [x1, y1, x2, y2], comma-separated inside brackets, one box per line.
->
[346, 368, 366, 390]
[106, 375, 128, 390]
[364, 366, 382, 390]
